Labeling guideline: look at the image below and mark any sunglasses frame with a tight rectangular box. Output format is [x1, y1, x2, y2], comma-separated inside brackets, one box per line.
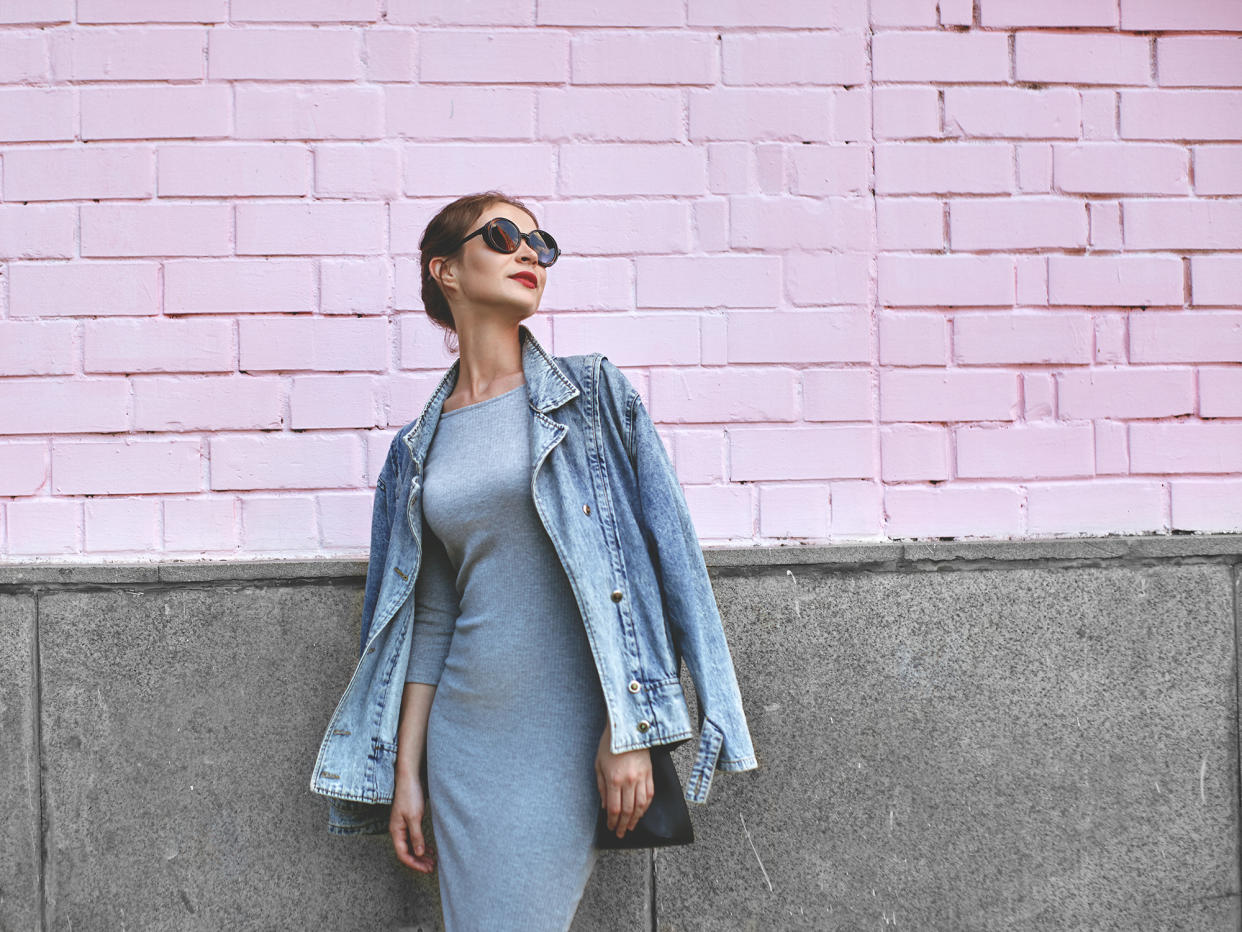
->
[457, 217, 560, 267]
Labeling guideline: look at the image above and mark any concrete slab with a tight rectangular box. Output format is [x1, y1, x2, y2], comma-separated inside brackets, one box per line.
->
[656, 564, 1241, 930]
[0, 593, 40, 932]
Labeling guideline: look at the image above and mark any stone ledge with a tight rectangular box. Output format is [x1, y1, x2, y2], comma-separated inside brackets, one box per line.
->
[0, 533, 1239, 587]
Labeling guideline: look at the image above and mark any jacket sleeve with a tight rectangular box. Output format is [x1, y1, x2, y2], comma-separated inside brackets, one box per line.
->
[357, 439, 399, 659]
[405, 515, 460, 685]
[601, 357, 758, 804]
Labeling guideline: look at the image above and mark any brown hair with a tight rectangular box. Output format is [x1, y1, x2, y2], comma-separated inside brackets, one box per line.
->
[419, 190, 540, 354]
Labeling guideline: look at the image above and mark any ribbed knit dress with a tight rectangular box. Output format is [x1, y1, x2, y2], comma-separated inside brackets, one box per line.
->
[404, 381, 610, 932]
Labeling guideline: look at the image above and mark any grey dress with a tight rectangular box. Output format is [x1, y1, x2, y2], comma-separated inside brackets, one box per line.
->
[404, 381, 610, 932]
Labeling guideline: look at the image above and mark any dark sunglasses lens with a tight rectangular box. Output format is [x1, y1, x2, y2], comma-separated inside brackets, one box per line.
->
[531, 230, 558, 266]
[487, 218, 521, 252]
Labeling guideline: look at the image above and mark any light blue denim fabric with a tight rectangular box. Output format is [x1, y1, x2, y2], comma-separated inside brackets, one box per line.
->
[309, 324, 758, 836]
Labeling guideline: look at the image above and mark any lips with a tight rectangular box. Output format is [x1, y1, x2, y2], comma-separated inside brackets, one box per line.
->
[510, 271, 537, 288]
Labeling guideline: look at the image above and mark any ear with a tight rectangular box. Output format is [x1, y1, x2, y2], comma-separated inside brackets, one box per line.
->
[430, 255, 455, 293]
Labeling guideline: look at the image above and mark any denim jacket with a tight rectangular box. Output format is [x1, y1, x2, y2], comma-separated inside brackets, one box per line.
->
[309, 323, 758, 835]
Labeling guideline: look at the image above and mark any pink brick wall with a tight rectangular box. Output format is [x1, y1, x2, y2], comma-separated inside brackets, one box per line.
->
[1, 1, 1240, 560]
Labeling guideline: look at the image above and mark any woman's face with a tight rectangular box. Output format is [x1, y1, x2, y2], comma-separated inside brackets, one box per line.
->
[434, 203, 548, 319]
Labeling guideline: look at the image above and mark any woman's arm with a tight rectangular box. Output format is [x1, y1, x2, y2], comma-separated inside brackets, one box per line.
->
[391, 683, 437, 873]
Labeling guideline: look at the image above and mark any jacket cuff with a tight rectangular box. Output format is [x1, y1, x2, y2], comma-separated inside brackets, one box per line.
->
[684, 717, 724, 804]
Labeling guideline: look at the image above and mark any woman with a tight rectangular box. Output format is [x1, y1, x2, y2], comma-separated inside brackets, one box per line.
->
[309, 191, 757, 931]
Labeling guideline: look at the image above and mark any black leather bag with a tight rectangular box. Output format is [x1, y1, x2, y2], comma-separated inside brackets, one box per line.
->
[594, 743, 694, 849]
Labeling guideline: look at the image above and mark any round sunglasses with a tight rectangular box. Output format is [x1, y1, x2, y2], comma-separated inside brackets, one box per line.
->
[457, 217, 560, 267]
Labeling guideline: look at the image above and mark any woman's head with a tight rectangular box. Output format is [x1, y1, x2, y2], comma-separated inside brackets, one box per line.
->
[419, 191, 550, 352]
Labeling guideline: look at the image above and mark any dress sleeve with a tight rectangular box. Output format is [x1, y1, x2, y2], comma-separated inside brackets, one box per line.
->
[404, 515, 461, 686]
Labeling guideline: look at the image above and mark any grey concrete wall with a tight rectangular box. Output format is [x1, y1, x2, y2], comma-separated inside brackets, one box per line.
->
[2, 535, 1240, 931]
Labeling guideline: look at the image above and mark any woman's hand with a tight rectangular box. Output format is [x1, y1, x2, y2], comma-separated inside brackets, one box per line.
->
[595, 720, 654, 839]
[390, 767, 436, 874]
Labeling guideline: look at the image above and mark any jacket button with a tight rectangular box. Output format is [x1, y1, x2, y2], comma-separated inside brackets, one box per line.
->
[628, 680, 641, 693]
[637, 720, 650, 733]
[582, 503, 591, 515]
[611, 589, 623, 602]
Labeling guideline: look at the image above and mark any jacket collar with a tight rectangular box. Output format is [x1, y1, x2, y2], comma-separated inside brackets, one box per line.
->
[400, 322, 579, 470]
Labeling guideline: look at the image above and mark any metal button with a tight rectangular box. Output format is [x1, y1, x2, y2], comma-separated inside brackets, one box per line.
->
[582, 503, 591, 515]
[628, 680, 641, 693]
[611, 589, 623, 602]
[637, 720, 650, 733]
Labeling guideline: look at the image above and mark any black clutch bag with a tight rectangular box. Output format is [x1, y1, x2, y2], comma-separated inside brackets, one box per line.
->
[594, 743, 694, 849]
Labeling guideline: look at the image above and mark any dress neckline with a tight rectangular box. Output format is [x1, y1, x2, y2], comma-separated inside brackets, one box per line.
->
[440, 382, 527, 418]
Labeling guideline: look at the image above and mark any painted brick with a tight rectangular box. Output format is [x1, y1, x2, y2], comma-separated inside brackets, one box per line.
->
[1201, 368, 1242, 418]
[1017, 143, 1053, 193]
[77, 0, 226, 22]
[1192, 257, 1242, 307]
[878, 313, 948, 366]
[0, 0, 73, 23]
[1095, 315, 1127, 364]
[1023, 372, 1054, 420]
[1130, 422, 1242, 474]
[880, 425, 950, 482]
[231, 0, 380, 21]
[7, 500, 79, 555]
[939, 0, 973, 27]
[571, 32, 715, 85]
[290, 375, 381, 429]
[165, 259, 316, 314]
[885, 486, 1024, 540]
[784, 253, 871, 308]
[1193, 145, 1242, 194]
[164, 497, 238, 552]
[241, 496, 319, 551]
[879, 370, 1019, 422]
[235, 86, 385, 140]
[389, 0, 536, 25]
[133, 377, 284, 431]
[319, 491, 373, 548]
[208, 27, 360, 80]
[80, 203, 232, 258]
[80, 85, 230, 141]
[85, 319, 234, 374]
[722, 32, 866, 86]
[1058, 368, 1194, 419]
[0, 443, 48, 496]
[386, 86, 535, 139]
[1053, 144, 1189, 195]
[730, 426, 875, 480]
[0, 30, 49, 83]
[1089, 201, 1123, 251]
[788, 146, 870, 196]
[686, 0, 861, 28]
[800, 368, 874, 421]
[1016, 256, 1049, 305]
[538, 88, 684, 142]
[689, 88, 834, 142]
[949, 198, 1088, 251]
[8, 262, 158, 318]
[945, 88, 1081, 139]
[84, 498, 160, 553]
[210, 434, 364, 491]
[1137, 310, 1242, 360]
[877, 199, 944, 250]
[0, 204, 75, 259]
[1015, 33, 1151, 86]
[239, 318, 388, 371]
[419, 29, 568, 83]
[158, 144, 310, 197]
[1171, 480, 1242, 533]
[405, 143, 557, 195]
[878, 255, 1015, 307]
[364, 28, 416, 81]
[1123, 200, 1242, 250]
[0, 380, 129, 434]
[874, 86, 940, 140]
[953, 312, 1093, 365]
[636, 255, 781, 309]
[876, 143, 1013, 194]
[54, 27, 205, 81]
[758, 484, 831, 539]
[869, 0, 938, 28]
[873, 32, 1009, 83]
[1027, 481, 1166, 536]
[52, 438, 203, 495]
[4, 146, 153, 201]
[1121, 91, 1242, 141]
[957, 424, 1094, 479]
[1121, 0, 1242, 30]
[729, 197, 871, 251]
[321, 258, 391, 315]
[728, 311, 869, 364]
[314, 144, 401, 198]
[236, 202, 386, 256]
[0, 88, 75, 143]
[981, 0, 1117, 27]
[0, 321, 76, 375]
[1158, 37, 1242, 88]
[1048, 256, 1184, 307]
[1081, 90, 1117, 141]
